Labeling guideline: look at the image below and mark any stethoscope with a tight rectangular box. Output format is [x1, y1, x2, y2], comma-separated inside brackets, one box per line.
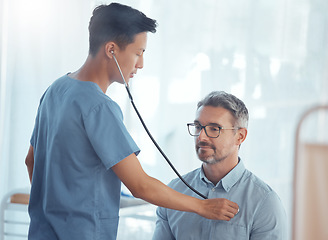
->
[111, 50, 207, 199]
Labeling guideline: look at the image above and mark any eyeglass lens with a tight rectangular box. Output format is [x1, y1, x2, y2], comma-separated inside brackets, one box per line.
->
[188, 124, 220, 138]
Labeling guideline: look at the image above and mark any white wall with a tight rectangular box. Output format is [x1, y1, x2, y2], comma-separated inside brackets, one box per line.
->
[1, 0, 328, 239]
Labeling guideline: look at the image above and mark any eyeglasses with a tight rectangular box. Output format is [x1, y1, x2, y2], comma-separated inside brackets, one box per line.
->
[187, 123, 240, 138]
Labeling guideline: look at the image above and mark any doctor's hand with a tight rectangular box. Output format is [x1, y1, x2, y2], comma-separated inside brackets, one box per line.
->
[198, 198, 239, 221]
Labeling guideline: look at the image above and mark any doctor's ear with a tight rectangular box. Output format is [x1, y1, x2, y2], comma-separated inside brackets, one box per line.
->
[105, 42, 116, 58]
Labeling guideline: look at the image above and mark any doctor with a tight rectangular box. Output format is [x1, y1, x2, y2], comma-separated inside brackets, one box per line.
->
[25, 3, 239, 240]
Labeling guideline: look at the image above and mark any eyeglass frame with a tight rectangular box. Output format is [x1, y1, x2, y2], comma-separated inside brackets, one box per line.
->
[187, 122, 241, 138]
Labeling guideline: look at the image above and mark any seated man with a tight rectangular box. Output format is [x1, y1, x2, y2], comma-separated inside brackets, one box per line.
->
[152, 91, 287, 240]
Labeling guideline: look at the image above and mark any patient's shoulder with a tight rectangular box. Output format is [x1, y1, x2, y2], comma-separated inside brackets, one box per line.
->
[167, 168, 201, 188]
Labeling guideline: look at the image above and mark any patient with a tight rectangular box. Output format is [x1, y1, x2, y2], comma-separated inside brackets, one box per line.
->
[152, 91, 287, 240]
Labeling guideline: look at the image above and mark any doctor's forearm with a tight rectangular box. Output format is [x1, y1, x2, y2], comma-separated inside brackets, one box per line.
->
[112, 154, 238, 220]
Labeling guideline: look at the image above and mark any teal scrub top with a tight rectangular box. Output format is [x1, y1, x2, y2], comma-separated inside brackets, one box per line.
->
[28, 75, 140, 240]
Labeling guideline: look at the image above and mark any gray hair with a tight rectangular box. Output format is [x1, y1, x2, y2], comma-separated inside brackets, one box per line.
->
[197, 91, 249, 129]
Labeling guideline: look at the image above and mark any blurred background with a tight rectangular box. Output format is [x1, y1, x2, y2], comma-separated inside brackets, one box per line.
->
[1, 0, 328, 239]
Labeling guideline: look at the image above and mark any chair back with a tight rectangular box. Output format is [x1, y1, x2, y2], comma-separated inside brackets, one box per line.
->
[0, 189, 30, 240]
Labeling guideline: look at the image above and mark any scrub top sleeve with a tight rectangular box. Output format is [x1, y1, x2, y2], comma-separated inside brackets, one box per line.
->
[30, 88, 49, 148]
[84, 101, 140, 170]
[30, 113, 38, 148]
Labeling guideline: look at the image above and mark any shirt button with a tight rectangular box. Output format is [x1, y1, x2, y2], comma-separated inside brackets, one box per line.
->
[211, 188, 215, 192]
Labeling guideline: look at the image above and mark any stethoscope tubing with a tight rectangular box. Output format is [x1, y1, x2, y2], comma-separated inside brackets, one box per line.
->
[112, 52, 207, 199]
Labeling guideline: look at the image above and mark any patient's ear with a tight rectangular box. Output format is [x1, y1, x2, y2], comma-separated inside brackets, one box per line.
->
[236, 128, 247, 146]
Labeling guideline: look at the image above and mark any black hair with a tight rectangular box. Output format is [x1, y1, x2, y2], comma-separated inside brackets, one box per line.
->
[88, 3, 157, 56]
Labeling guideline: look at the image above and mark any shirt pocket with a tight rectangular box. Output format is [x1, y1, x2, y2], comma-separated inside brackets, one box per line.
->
[212, 222, 248, 239]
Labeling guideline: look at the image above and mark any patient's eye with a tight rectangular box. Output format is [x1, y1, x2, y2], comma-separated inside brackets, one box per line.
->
[209, 126, 220, 132]
[194, 124, 201, 130]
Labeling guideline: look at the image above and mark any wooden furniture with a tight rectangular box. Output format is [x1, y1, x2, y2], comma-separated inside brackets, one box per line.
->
[0, 189, 30, 240]
[292, 105, 328, 240]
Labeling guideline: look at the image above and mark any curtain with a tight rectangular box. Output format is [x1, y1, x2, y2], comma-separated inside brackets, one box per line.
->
[1, 0, 328, 239]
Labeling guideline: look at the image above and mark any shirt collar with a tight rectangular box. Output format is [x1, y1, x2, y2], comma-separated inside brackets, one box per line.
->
[200, 158, 246, 192]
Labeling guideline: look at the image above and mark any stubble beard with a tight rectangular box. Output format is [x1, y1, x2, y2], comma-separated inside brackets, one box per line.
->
[196, 142, 226, 165]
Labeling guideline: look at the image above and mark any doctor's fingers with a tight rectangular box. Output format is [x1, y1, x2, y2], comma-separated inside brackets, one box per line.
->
[215, 198, 239, 221]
